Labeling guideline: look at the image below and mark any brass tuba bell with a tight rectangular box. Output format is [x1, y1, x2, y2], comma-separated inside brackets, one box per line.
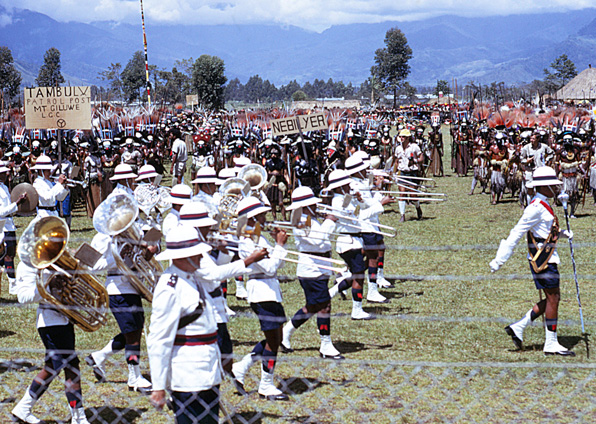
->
[18, 217, 109, 332]
[238, 164, 268, 191]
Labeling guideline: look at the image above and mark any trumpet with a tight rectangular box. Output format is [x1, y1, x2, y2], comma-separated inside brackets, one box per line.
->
[351, 189, 446, 202]
[316, 203, 397, 238]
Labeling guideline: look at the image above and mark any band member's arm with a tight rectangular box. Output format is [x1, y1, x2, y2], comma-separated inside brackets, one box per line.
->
[490, 206, 541, 271]
[197, 249, 267, 281]
[239, 236, 286, 275]
[0, 193, 24, 217]
[90, 233, 116, 273]
[15, 263, 43, 304]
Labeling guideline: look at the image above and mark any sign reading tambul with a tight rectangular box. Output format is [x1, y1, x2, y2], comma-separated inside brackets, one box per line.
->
[271, 112, 328, 136]
[24, 86, 92, 130]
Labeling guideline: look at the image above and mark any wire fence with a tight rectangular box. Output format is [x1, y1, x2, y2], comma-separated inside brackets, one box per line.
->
[2, 352, 596, 423]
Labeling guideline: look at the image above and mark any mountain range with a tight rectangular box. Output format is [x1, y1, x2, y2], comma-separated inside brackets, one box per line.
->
[2, 6, 596, 89]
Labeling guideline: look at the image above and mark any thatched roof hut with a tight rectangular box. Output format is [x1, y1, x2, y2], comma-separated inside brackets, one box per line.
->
[556, 66, 596, 101]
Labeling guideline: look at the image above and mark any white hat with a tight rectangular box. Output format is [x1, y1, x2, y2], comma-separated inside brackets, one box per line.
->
[216, 168, 236, 186]
[236, 196, 270, 219]
[179, 202, 218, 227]
[287, 186, 321, 211]
[155, 225, 211, 261]
[526, 166, 563, 188]
[170, 184, 193, 205]
[326, 169, 352, 191]
[32, 155, 54, 170]
[110, 164, 137, 181]
[136, 164, 158, 181]
[191, 167, 218, 184]
[344, 155, 369, 175]
[233, 156, 251, 173]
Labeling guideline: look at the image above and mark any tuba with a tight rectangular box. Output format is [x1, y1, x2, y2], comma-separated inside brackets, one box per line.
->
[238, 164, 268, 191]
[94, 193, 163, 302]
[18, 217, 109, 332]
[218, 177, 250, 228]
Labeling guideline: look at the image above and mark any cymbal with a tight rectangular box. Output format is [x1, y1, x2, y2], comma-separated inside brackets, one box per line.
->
[11, 183, 39, 215]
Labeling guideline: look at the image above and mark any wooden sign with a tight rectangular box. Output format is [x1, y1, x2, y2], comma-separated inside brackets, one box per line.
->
[271, 112, 328, 136]
[24, 86, 91, 130]
[186, 94, 199, 105]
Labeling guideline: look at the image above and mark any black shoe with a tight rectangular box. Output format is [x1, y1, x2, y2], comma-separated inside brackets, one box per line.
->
[232, 375, 248, 396]
[85, 354, 106, 382]
[416, 207, 423, 220]
[544, 350, 576, 357]
[259, 393, 289, 401]
[504, 326, 523, 350]
[320, 352, 345, 360]
[280, 342, 294, 354]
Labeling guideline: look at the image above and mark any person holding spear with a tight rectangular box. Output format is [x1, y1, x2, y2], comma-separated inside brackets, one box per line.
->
[489, 166, 575, 356]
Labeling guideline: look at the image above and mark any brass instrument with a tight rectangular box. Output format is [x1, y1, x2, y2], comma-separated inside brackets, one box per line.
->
[316, 203, 398, 238]
[238, 164, 268, 191]
[218, 177, 250, 228]
[94, 193, 163, 302]
[156, 186, 172, 212]
[18, 217, 109, 332]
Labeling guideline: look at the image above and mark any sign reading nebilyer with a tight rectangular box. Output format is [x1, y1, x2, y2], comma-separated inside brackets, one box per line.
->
[271, 112, 329, 136]
[24, 86, 92, 130]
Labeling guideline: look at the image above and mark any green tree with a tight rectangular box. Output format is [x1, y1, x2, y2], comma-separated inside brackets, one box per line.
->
[225, 78, 244, 101]
[292, 90, 307, 101]
[434, 80, 451, 97]
[544, 54, 577, 94]
[191, 55, 227, 110]
[0, 46, 22, 107]
[36, 47, 65, 87]
[98, 62, 123, 101]
[121, 51, 146, 103]
[371, 27, 413, 108]
[398, 82, 418, 104]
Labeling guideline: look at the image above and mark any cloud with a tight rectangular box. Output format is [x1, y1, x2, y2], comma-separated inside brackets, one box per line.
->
[1, 0, 596, 31]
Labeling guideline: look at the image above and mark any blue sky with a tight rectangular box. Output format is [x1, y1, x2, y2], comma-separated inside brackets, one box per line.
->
[1, 0, 596, 32]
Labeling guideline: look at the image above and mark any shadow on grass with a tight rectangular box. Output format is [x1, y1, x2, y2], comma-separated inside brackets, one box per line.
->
[0, 329, 16, 338]
[87, 405, 147, 423]
[382, 291, 424, 301]
[0, 358, 39, 373]
[0, 298, 19, 304]
[334, 340, 392, 354]
[230, 411, 307, 423]
[283, 376, 328, 395]
[229, 305, 252, 314]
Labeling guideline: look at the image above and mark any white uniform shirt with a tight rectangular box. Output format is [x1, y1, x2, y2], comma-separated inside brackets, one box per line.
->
[239, 234, 286, 303]
[162, 209, 181, 237]
[293, 215, 335, 278]
[351, 177, 384, 229]
[0, 182, 18, 232]
[331, 193, 363, 254]
[396, 143, 422, 172]
[200, 252, 242, 324]
[16, 262, 69, 328]
[91, 232, 139, 295]
[493, 193, 560, 267]
[148, 261, 247, 392]
[33, 176, 68, 217]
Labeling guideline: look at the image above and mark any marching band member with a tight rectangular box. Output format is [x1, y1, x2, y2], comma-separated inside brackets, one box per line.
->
[280, 186, 344, 359]
[395, 129, 424, 222]
[345, 154, 394, 302]
[191, 166, 219, 218]
[32, 155, 68, 218]
[12, 230, 90, 424]
[0, 164, 26, 295]
[135, 164, 159, 186]
[179, 202, 237, 374]
[109, 163, 137, 197]
[170, 128, 188, 185]
[325, 169, 373, 320]
[148, 225, 266, 423]
[162, 184, 193, 237]
[86, 191, 155, 392]
[490, 166, 574, 356]
[231, 197, 290, 401]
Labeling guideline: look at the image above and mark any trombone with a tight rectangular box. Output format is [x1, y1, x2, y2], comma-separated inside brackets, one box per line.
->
[209, 227, 346, 273]
[316, 203, 397, 238]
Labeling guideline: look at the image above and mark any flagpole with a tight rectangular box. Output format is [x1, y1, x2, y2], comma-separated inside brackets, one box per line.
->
[140, 0, 151, 107]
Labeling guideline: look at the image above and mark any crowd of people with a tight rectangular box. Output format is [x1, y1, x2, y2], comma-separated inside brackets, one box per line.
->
[2, 100, 595, 423]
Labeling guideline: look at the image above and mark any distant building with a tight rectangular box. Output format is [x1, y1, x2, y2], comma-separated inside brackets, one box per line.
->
[293, 99, 361, 109]
[556, 65, 596, 101]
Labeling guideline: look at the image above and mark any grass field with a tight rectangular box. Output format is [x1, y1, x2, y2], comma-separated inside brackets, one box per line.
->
[2, 129, 596, 423]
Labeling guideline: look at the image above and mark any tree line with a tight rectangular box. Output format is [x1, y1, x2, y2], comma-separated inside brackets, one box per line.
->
[0, 34, 582, 111]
